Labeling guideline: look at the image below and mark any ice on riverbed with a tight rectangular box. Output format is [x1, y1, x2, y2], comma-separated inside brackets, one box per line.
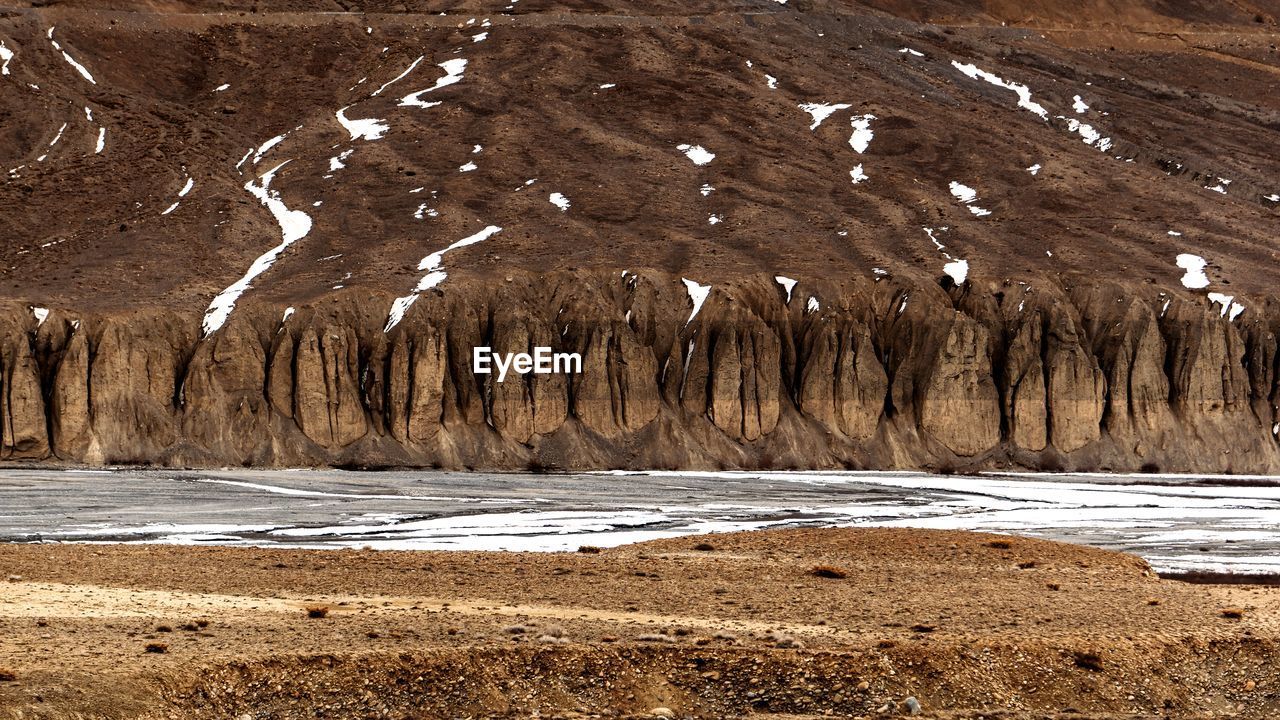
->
[676, 144, 715, 165]
[399, 58, 467, 108]
[798, 102, 851, 130]
[336, 106, 388, 141]
[682, 278, 710, 326]
[951, 61, 1047, 120]
[203, 162, 312, 336]
[385, 225, 503, 331]
[1176, 253, 1210, 289]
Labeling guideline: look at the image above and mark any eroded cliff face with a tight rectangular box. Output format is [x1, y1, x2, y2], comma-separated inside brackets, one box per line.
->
[2, 269, 1278, 473]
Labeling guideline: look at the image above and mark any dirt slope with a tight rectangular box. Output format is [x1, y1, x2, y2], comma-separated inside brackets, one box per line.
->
[1, 1, 1279, 470]
[1, 528, 1278, 718]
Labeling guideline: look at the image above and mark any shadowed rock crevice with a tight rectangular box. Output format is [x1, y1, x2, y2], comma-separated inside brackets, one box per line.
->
[3, 269, 1278, 472]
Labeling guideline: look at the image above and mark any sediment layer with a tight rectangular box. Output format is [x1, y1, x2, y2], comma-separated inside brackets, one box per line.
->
[1, 270, 1277, 472]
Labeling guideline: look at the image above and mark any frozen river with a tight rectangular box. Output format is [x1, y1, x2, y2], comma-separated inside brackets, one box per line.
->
[0, 468, 1277, 575]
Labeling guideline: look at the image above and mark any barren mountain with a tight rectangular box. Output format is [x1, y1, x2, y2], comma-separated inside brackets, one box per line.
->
[1, 0, 1280, 470]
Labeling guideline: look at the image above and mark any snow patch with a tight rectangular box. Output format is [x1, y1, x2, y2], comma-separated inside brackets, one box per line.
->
[848, 114, 875, 154]
[1027, 163, 1041, 175]
[849, 165, 868, 184]
[676, 144, 715, 166]
[708, 214, 721, 225]
[949, 181, 992, 216]
[1207, 293, 1245, 321]
[700, 183, 714, 196]
[48, 29, 96, 85]
[336, 106, 388, 141]
[31, 307, 47, 325]
[951, 61, 1047, 119]
[0, 41, 12, 76]
[682, 278, 710, 326]
[1072, 95, 1089, 114]
[549, 192, 570, 211]
[899, 47, 924, 57]
[775, 276, 796, 303]
[214, 83, 230, 92]
[806, 296, 820, 314]
[459, 161, 477, 172]
[943, 258, 969, 284]
[1176, 254, 1209, 290]
[798, 102, 851, 130]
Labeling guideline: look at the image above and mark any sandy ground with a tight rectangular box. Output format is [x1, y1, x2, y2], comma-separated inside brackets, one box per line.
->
[0, 528, 1278, 718]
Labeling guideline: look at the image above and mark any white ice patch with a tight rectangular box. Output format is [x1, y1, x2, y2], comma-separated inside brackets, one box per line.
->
[203, 162, 312, 336]
[682, 278, 711, 326]
[385, 225, 503, 331]
[598, 82, 616, 89]
[806, 296, 820, 314]
[951, 61, 1047, 120]
[214, 83, 230, 92]
[700, 184, 714, 196]
[94, 127, 105, 153]
[849, 165, 868, 184]
[899, 47, 924, 57]
[282, 307, 294, 323]
[848, 114, 875, 154]
[371, 56, 423, 96]
[676, 144, 715, 166]
[549, 192, 570, 211]
[1072, 95, 1089, 114]
[1266, 194, 1280, 202]
[459, 161, 477, 172]
[775, 276, 796, 303]
[798, 102, 851, 130]
[949, 181, 992, 216]
[765, 74, 778, 90]
[0, 41, 12, 76]
[1176, 253, 1210, 290]
[399, 58, 467, 108]
[1207, 293, 1245, 321]
[48, 122, 66, 147]
[1168, 231, 1182, 236]
[1027, 163, 1041, 175]
[472, 32, 488, 42]
[336, 106, 388, 141]
[31, 307, 48, 325]
[943, 258, 969, 284]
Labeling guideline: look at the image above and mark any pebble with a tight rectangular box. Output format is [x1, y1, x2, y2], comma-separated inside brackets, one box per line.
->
[904, 696, 922, 715]
[650, 707, 674, 717]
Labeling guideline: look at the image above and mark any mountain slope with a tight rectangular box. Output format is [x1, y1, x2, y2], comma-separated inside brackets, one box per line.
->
[1, 1, 1279, 470]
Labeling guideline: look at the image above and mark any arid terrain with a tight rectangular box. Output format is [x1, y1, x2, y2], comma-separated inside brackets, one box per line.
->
[2, 1, 1280, 471]
[0, 527, 1277, 718]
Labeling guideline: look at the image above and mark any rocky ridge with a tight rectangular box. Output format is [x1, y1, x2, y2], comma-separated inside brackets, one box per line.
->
[2, 269, 1278, 472]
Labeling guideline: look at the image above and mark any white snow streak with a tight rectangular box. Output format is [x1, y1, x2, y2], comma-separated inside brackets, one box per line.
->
[48, 29, 96, 84]
[203, 162, 312, 336]
[1206, 293, 1245, 321]
[0, 42, 13, 76]
[399, 58, 467, 108]
[949, 181, 992, 216]
[775, 276, 796, 303]
[385, 226, 503, 331]
[951, 61, 1047, 120]
[371, 55, 423, 96]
